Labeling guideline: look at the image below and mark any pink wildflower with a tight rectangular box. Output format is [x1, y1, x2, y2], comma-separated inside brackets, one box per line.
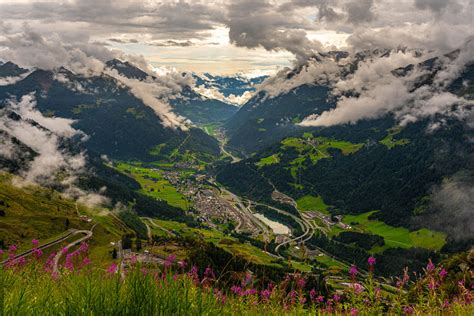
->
[8, 244, 17, 253]
[297, 277, 306, 289]
[426, 259, 435, 272]
[260, 289, 271, 301]
[443, 300, 450, 309]
[333, 294, 341, 302]
[107, 262, 118, 274]
[439, 268, 448, 279]
[309, 288, 317, 302]
[242, 288, 257, 296]
[178, 260, 187, 269]
[350, 307, 358, 316]
[32, 248, 43, 259]
[79, 242, 89, 253]
[242, 273, 253, 286]
[368, 256, 376, 266]
[204, 266, 215, 279]
[231, 285, 242, 295]
[62, 247, 69, 254]
[403, 305, 413, 315]
[352, 282, 364, 294]
[349, 265, 358, 277]
[31, 239, 39, 247]
[82, 257, 91, 266]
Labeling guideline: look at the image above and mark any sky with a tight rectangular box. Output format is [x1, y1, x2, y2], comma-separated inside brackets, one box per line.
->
[0, 0, 471, 75]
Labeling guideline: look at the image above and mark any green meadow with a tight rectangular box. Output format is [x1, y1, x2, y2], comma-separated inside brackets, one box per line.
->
[342, 211, 446, 253]
[379, 127, 410, 149]
[115, 162, 189, 210]
[296, 195, 330, 215]
[256, 154, 280, 168]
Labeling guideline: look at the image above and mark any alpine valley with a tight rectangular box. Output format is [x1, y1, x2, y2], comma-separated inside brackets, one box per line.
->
[0, 1, 473, 314]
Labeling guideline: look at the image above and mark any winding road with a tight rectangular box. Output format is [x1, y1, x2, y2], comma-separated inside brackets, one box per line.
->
[52, 226, 95, 275]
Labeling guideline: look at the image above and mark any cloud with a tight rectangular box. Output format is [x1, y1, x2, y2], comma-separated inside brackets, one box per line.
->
[0, 94, 86, 183]
[0, 24, 109, 76]
[0, 94, 109, 206]
[421, 172, 474, 241]
[226, 0, 324, 63]
[193, 85, 253, 106]
[414, 0, 459, 13]
[0, 70, 32, 86]
[104, 67, 191, 129]
[300, 44, 474, 127]
[345, 0, 376, 24]
[257, 52, 347, 98]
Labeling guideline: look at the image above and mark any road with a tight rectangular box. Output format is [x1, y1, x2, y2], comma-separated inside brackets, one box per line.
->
[217, 185, 272, 241]
[215, 129, 241, 163]
[1, 229, 77, 265]
[142, 217, 176, 237]
[52, 227, 95, 275]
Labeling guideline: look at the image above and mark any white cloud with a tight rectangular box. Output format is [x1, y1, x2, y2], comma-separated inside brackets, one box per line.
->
[299, 44, 474, 127]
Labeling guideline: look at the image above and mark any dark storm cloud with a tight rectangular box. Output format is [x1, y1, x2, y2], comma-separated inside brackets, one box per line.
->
[345, 0, 376, 24]
[225, 0, 323, 63]
[414, 0, 459, 13]
[0, 0, 224, 40]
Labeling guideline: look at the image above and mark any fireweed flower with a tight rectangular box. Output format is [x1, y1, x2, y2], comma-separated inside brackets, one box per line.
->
[107, 263, 118, 274]
[204, 266, 215, 279]
[32, 248, 43, 259]
[79, 242, 89, 253]
[403, 305, 414, 315]
[178, 260, 187, 269]
[350, 307, 358, 316]
[439, 268, 448, 279]
[368, 256, 376, 266]
[231, 285, 242, 295]
[297, 277, 306, 289]
[333, 294, 341, 302]
[309, 288, 317, 302]
[349, 265, 358, 278]
[426, 259, 435, 272]
[8, 244, 17, 253]
[352, 283, 364, 294]
[188, 265, 199, 284]
[164, 254, 176, 268]
[242, 288, 257, 296]
[62, 247, 69, 254]
[260, 289, 271, 301]
[31, 239, 39, 247]
[82, 257, 91, 266]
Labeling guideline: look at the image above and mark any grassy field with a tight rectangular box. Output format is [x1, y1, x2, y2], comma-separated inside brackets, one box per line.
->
[379, 127, 410, 149]
[4, 254, 472, 315]
[0, 173, 90, 248]
[256, 154, 280, 168]
[280, 135, 364, 183]
[151, 219, 283, 267]
[296, 195, 330, 215]
[202, 123, 220, 137]
[342, 211, 446, 252]
[115, 162, 189, 210]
